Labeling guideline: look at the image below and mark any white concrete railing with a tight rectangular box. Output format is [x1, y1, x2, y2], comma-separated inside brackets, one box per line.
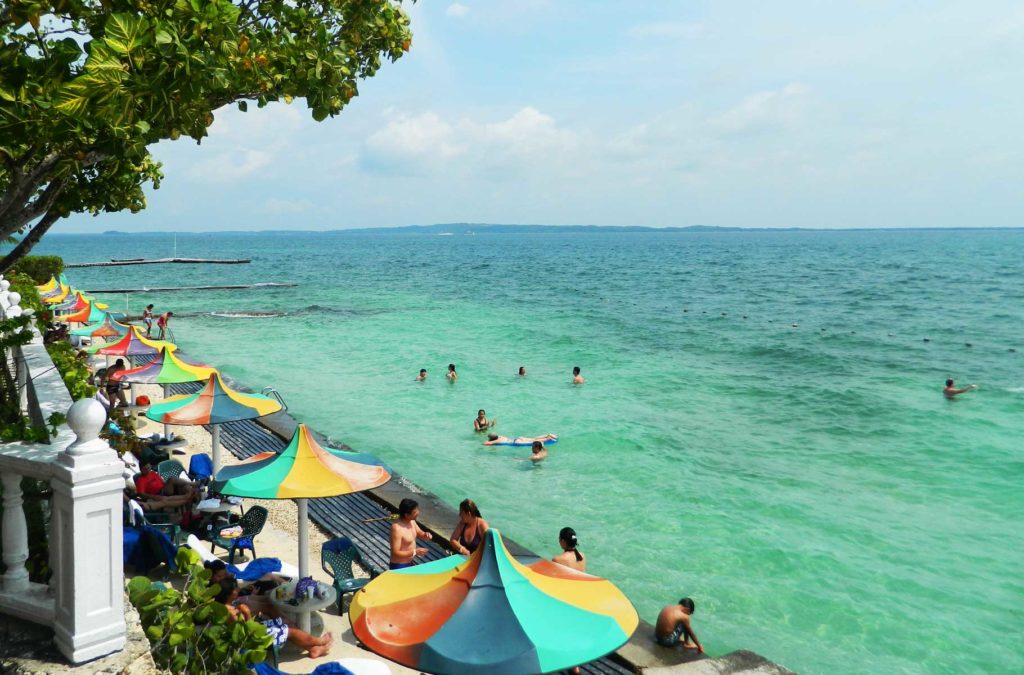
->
[0, 281, 127, 663]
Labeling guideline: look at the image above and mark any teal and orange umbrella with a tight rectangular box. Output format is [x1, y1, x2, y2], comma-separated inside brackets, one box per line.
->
[70, 313, 129, 338]
[112, 347, 218, 437]
[350, 529, 639, 674]
[59, 300, 107, 324]
[215, 423, 390, 631]
[146, 372, 283, 472]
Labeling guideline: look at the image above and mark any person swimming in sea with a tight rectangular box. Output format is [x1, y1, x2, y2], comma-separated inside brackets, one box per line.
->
[416, 368, 427, 381]
[447, 363, 457, 382]
[943, 378, 978, 398]
[572, 366, 585, 384]
[514, 440, 547, 463]
[483, 433, 557, 446]
[518, 366, 527, 377]
[474, 409, 496, 432]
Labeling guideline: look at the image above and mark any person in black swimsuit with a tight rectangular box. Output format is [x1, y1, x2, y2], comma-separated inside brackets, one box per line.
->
[104, 358, 128, 409]
[449, 498, 489, 556]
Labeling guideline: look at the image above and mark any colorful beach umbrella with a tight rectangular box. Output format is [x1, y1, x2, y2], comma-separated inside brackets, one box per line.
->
[69, 313, 129, 338]
[112, 347, 219, 437]
[111, 347, 217, 385]
[146, 372, 283, 473]
[42, 283, 70, 303]
[36, 276, 59, 293]
[85, 325, 176, 356]
[215, 423, 390, 631]
[350, 529, 639, 674]
[59, 301, 107, 324]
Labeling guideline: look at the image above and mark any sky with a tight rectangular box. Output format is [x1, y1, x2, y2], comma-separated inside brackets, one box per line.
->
[59, 1, 1024, 232]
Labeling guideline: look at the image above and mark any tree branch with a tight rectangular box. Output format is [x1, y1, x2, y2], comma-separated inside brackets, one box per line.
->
[0, 210, 62, 275]
[0, 177, 68, 241]
[0, 151, 63, 223]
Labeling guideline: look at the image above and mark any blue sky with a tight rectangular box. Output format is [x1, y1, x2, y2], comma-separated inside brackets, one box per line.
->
[60, 1, 1024, 232]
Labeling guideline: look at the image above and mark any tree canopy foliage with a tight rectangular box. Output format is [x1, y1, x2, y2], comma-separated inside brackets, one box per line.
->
[0, 0, 412, 270]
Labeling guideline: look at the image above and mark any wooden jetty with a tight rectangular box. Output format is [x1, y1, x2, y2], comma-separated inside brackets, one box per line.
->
[82, 282, 296, 293]
[66, 257, 250, 268]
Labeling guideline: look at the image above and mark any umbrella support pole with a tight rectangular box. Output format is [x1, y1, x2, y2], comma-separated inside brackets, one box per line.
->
[211, 425, 222, 474]
[162, 384, 170, 438]
[297, 498, 311, 633]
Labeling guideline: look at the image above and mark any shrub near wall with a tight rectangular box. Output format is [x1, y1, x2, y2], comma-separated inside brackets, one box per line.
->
[13, 256, 64, 285]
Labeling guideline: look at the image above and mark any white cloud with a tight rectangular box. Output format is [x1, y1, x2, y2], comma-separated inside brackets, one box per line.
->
[360, 107, 578, 177]
[186, 149, 271, 183]
[710, 83, 811, 136]
[446, 3, 469, 18]
[627, 21, 704, 39]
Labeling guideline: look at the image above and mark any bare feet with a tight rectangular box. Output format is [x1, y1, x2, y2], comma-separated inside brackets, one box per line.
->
[308, 631, 333, 659]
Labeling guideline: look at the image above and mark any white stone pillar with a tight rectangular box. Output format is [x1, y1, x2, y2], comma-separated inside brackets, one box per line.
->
[50, 398, 127, 663]
[0, 472, 29, 593]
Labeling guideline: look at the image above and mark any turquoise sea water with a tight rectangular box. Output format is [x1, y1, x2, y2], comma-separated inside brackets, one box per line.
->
[37, 230, 1023, 674]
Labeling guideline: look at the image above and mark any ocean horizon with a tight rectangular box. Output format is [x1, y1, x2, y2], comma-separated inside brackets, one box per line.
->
[36, 228, 1023, 674]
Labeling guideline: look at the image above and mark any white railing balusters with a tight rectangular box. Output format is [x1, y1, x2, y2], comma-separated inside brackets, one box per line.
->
[0, 472, 29, 593]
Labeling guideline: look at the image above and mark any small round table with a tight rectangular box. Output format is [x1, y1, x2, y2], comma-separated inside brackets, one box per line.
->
[197, 501, 235, 514]
[268, 580, 337, 635]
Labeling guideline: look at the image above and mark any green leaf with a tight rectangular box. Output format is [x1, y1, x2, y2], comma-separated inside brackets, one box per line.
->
[103, 14, 150, 56]
[145, 625, 164, 641]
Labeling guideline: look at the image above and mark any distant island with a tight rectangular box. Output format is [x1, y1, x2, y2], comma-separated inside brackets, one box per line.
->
[66, 223, 1022, 236]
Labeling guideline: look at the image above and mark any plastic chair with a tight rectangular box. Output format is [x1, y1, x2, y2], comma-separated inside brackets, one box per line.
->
[188, 453, 214, 481]
[211, 505, 268, 564]
[156, 459, 187, 483]
[321, 537, 381, 614]
[141, 510, 184, 545]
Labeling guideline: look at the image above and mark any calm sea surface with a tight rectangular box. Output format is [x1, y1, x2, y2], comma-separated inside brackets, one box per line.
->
[37, 230, 1023, 674]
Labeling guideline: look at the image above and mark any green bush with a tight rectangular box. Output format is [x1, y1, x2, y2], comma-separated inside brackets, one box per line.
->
[12, 256, 64, 285]
[45, 341, 96, 401]
[7, 272, 45, 316]
[128, 548, 273, 674]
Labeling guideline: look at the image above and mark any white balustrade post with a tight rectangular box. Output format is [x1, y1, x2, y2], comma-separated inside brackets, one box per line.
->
[0, 472, 30, 593]
[50, 398, 127, 663]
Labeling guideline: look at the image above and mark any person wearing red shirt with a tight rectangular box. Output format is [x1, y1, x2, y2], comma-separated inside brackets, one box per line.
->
[135, 463, 165, 496]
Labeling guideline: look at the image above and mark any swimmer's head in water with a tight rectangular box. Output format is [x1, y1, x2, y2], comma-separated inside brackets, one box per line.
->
[559, 526, 583, 561]
[946, 378, 954, 387]
[448, 363, 456, 372]
[478, 409, 486, 417]
[519, 366, 526, 375]
[532, 441, 543, 452]
[419, 369, 426, 375]
[679, 597, 695, 613]
[573, 366, 581, 375]
[487, 433, 499, 441]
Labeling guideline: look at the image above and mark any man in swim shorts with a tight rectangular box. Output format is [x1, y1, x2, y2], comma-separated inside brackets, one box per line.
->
[655, 598, 703, 652]
[389, 498, 433, 569]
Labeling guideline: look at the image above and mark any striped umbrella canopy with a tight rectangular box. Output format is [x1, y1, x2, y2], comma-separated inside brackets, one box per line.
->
[110, 346, 216, 384]
[350, 529, 639, 674]
[86, 325, 176, 355]
[42, 283, 70, 303]
[146, 372, 281, 426]
[59, 301, 107, 324]
[36, 276, 59, 292]
[146, 372, 283, 475]
[214, 423, 389, 499]
[64, 291, 108, 311]
[69, 313, 129, 337]
[215, 423, 390, 632]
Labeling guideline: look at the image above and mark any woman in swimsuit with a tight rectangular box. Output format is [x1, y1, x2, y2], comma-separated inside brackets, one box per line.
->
[447, 363, 457, 382]
[142, 304, 154, 337]
[449, 498, 489, 556]
[474, 409, 495, 432]
[552, 526, 586, 572]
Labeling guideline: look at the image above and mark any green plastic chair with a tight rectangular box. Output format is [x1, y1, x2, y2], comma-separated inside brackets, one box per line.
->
[210, 505, 267, 564]
[156, 459, 187, 483]
[321, 537, 381, 613]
